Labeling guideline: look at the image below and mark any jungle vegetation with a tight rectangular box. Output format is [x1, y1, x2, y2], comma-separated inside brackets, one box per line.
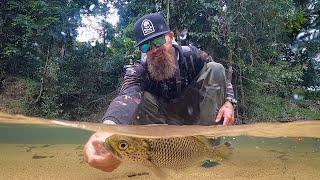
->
[0, 0, 319, 123]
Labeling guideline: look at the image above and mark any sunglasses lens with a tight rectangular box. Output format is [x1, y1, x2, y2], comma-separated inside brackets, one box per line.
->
[139, 35, 166, 53]
[140, 43, 150, 53]
[153, 36, 166, 47]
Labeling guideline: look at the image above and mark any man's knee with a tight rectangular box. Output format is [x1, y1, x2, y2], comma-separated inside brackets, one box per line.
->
[206, 62, 225, 74]
[197, 62, 227, 85]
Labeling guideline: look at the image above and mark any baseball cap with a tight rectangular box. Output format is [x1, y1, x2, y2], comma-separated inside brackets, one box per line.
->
[134, 13, 170, 47]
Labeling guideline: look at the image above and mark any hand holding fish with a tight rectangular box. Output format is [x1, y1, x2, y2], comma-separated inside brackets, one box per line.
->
[83, 131, 121, 172]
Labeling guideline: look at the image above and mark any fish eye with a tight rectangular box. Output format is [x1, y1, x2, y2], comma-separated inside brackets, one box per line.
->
[118, 140, 128, 150]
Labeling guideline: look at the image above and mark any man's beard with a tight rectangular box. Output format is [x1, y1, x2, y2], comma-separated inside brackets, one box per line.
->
[147, 48, 177, 81]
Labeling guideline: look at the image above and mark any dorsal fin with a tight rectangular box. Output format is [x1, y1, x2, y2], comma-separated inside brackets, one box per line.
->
[195, 136, 233, 160]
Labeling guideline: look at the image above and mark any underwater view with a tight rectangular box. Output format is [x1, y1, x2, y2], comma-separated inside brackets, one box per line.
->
[0, 113, 319, 180]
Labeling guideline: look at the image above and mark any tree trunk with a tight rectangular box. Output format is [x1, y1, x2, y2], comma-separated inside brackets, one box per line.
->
[35, 44, 51, 103]
[166, 0, 170, 24]
[60, 43, 65, 59]
[238, 67, 247, 124]
[102, 0, 109, 58]
[103, 27, 106, 58]
[226, 47, 233, 80]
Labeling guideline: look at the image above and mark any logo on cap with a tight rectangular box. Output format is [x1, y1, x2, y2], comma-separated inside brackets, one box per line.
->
[141, 19, 155, 36]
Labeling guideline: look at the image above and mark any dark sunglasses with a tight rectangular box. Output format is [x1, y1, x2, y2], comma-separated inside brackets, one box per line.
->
[139, 35, 166, 53]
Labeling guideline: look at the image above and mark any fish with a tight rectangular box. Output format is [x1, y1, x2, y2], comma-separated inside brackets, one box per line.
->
[104, 134, 233, 169]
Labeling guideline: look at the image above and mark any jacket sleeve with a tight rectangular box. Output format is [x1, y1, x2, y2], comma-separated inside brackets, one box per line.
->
[194, 47, 235, 99]
[101, 61, 145, 124]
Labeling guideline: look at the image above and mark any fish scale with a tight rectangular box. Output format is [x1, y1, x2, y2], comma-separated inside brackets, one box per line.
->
[145, 137, 208, 168]
[105, 134, 232, 169]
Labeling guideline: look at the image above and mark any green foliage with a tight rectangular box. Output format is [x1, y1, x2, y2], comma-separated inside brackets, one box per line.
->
[246, 93, 320, 122]
[29, 41, 127, 119]
[260, 61, 304, 96]
[1, 0, 319, 122]
[242, 61, 302, 95]
[238, 59, 314, 121]
[285, 9, 308, 36]
[305, 90, 320, 100]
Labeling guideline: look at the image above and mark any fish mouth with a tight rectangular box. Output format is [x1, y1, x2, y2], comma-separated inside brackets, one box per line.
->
[105, 140, 122, 159]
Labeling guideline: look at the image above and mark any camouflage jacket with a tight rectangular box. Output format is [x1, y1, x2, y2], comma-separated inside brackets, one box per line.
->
[120, 44, 234, 100]
[103, 44, 234, 124]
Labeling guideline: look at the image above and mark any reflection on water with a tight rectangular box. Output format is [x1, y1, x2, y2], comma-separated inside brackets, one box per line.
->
[0, 122, 320, 179]
[0, 123, 92, 144]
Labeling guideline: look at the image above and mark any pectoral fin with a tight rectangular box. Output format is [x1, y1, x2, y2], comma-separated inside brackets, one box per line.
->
[149, 166, 168, 179]
[145, 155, 169, 179]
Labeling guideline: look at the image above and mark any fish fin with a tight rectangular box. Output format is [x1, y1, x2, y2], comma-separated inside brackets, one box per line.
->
[195, 136, 223, 148]
[194, 136, 232, 160]
[210, 141, 233, 160]
[197, 136, 233, 160]
[149, 166, 168, 179]
[207, 137, 222, 146]
[145, 154, 169, 179]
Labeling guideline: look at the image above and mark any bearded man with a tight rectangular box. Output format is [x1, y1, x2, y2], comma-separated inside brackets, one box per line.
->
[83, 13, 237, 172]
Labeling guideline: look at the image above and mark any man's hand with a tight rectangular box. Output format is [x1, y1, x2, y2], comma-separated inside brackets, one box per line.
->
[215, 101, 235, 126]
[83, 132, 121, 172]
